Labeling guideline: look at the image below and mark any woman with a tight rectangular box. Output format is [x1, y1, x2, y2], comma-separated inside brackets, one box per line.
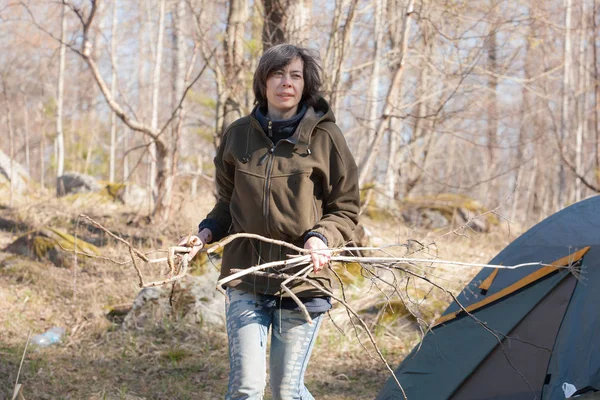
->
[182, 44, 360, 399]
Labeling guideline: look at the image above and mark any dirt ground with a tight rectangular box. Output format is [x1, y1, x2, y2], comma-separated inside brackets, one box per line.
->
[0, 193, 517, 399]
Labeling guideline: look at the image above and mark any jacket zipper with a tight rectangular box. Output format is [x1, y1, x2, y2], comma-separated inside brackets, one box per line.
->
[262, 145, 276, 237]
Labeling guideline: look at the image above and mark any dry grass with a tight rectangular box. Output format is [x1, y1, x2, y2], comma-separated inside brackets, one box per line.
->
[0, 191, 519, 399]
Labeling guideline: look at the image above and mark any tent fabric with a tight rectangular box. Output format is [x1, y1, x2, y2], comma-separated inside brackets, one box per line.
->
[435, 247, 588, 326]
[451, 275, 578, 400]
[377, 196, 600, 400]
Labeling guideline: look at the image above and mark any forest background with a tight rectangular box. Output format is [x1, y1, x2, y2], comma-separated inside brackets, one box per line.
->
[1, 0, 599, 398]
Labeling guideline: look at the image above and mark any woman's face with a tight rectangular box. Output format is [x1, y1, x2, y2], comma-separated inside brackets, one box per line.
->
[265, 57, 304, 119]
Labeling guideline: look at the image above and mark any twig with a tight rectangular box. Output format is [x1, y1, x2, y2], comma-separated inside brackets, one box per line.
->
[12, 330, 31, 400]
[216, 255, 311, 288]
[280, 265, 315, 325]
[80, 214, 149, 262]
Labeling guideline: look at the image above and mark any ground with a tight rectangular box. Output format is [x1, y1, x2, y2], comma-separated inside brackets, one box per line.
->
[0, 192, 517, 399]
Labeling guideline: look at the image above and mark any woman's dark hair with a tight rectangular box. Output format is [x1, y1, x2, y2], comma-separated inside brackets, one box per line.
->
[253, 44, 322, 109]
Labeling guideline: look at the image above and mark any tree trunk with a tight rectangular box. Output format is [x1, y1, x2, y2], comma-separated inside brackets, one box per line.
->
[485, 20, 499, 206]
[159, 0, 188, 222]
[149, 0, 166, 204]
[356, 0, 384, 168]
[323, 0, 359, 115]
[39, 99, 45, 191]
[574, 1, 587, 202]
[109, 0, 119, 182]
[358, 0, 415, 187]
[511, 18, 533, 222]
[222, 0, 248, 133]
[23, 93, 30, 174]
[558, 0, 573, 209]
[594, 0, 600, 187]
[262, 0, 311, 49]
[55, 1, 67, 180]
[2, 80, 15, 206]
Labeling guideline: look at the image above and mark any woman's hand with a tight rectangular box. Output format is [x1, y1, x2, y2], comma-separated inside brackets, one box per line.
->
[304, 236, 331, 274]
[178, 228, 212, 259]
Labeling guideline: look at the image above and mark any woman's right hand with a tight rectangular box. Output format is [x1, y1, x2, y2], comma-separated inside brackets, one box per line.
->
[178, 228, 212, 259]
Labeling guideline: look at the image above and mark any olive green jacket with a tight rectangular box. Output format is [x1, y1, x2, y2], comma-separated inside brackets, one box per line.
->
[205, 97, 360, 297]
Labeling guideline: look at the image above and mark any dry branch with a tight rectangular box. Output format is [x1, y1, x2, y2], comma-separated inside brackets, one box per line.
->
[75, 216, 558, 398]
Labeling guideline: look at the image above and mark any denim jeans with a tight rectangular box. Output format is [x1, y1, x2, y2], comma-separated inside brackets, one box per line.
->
[225, 287, 324, 400]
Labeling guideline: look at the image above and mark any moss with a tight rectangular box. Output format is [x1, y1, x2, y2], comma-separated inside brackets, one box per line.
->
[101, 182, 126, 201]
[32, 236, 56, 258]
[6, 228, 100, 269]
[47, 228, 100, 255]
[378, 300, 411, 324]
[403, 193, 499, 226]
[332, 261, 364, 285]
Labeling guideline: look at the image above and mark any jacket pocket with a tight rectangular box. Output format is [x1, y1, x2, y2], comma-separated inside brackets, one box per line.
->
[268, 169, 317, 239]
[229, 169, 267, 235]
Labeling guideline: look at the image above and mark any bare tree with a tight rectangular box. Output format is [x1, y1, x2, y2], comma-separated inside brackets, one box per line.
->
[55, 1, 67, 181]
[2, 77, 15, 206]
[558, 0, 573, 209]
[109, 0, 118, 182]
[358, 0, 415, 187]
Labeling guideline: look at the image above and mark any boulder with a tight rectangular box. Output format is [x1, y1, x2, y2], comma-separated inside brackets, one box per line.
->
[4, 227, 101, 268]
[124, 266, 225, 328]
[122, 183, 150, 208]
[400, 193, 495, 232]
[0, 149, 30, 193]
[57, 172, 103, 196]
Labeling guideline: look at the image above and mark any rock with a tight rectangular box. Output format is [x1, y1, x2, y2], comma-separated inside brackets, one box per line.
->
[4, 228, 101, 268]
[124, 267, 225, 328]
[453, 207, 490, 233]
[400, 194, 494, 233]
[122, 183, 150, 208]
[56, 172, 103, 196]
[0, 149, 30, 194]
[402, 208, 449, 229]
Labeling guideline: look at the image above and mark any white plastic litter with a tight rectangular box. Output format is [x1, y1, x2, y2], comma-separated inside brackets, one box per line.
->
[562, 382, 577, 398]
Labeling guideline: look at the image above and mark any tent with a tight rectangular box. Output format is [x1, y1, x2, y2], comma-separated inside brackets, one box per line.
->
[377, 196, 600, 400]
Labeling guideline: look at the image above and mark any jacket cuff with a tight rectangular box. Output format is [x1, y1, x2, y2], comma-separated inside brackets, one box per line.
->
[304, 231, 328, 247]
[198, 219, 224, 243]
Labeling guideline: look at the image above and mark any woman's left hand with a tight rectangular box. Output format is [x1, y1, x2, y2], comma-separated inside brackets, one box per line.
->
[304, 236, 331, 274]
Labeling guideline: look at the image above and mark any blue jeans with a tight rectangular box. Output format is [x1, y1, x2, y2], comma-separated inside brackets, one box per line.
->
[225, 287, 324, 400]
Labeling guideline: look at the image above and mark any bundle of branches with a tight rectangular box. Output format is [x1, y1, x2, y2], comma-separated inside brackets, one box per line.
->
[77, 214, 557, 399]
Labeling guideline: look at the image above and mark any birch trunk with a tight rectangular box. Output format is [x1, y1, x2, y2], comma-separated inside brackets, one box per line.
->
[262, 0, 311, 48]
[594, 1, 600, 186]
[149, 0, 166, 204]
[384, 118, 399, 201]
[511, 21, 533, 222]
[109, 0, 118, 182]
[3, 82, 15, 206]
[23, 93, 30, 174]
[558, 0, 573, 209]
[356, 0, 384, 167]
[485, 23, 499, 206]
[55, 1, 67, 180]
[159, 0, 188, 221]
[323, 0, 359, 114]
[39, 99, 45, 190]
[574, 2, 587, 202]
[222, 0, 248, 133]
[358, 0, 415, 187]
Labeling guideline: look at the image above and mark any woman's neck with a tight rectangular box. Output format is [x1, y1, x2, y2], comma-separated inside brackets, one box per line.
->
[267, 106, 298, 121]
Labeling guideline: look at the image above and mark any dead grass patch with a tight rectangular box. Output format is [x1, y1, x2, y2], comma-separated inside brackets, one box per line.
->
[0, 192, 518, 399]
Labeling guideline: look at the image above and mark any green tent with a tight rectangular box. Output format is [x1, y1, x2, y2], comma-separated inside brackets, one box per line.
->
[377, 196, 600, 400]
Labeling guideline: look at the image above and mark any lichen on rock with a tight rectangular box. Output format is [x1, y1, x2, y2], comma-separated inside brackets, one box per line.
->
[4, 227, 100, 268]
